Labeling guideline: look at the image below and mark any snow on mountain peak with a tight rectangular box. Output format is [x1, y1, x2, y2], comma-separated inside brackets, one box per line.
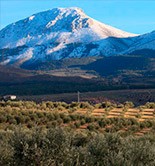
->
[0, 7, 138, 48]
[0, 7, 96, 48]
[50, 7, 85, 14]
[0, 7, 154, 67]
[29, 16, 35, 21]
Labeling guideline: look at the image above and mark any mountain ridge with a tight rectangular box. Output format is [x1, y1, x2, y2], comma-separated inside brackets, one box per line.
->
[0, 7, 154, 67]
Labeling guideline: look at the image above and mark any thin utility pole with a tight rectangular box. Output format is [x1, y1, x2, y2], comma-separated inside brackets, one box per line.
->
[77, 91, 80, 102]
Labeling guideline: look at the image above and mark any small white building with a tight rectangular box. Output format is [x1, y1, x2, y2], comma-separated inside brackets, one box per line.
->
[3, 95, 17, 100]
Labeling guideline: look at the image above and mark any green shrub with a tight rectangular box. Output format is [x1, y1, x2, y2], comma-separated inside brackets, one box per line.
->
[0, 115, 7, 123]
[117, 104, 124, 108]
[145, 102, 155, 109]
[54, 112, 60, 120]
[74, 121, 81, 128]
[79, 102, 91, 109]
[86, 116, 95, 123]
[45, 101, 54, 108]
[87, 124, 96, 131]
[25, 117, 31, 123]
[69, 114, 77, 121]
[9, 119, 17, 125]
[70, 102, 81, 108]
[47, 113, 55, 121]
[80, 119, 86, 125]
[95, 102, 112, 109]
[36, 112, 44, 118]
[130, 125, 140, 132]
[50, 121, 58, 128]
[27, 121, 34, 128]
[98, 120, 107, 128]
[124, 101, 134, 108]
[63, 117, 71, 123]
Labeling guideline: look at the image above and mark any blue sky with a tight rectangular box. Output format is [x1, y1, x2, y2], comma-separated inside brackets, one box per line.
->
[1, 0, 155, 34]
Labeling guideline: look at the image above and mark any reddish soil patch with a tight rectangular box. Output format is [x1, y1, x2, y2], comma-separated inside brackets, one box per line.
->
[135, 128, 152, 136]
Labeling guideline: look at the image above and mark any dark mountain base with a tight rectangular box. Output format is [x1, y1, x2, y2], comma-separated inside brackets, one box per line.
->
[0, 54, 154, 105]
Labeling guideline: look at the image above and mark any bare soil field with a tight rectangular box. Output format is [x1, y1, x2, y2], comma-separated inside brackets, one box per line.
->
[73, 108, 155, 122]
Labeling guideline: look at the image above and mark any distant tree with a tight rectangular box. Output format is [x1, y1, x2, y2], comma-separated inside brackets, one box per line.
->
[145, 102, 155, 108]
[124, 101, 134, 108]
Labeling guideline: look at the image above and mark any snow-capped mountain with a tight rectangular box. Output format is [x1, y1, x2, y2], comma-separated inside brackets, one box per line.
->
[0, 7, 154, 66]
[122, 30, 155, 54]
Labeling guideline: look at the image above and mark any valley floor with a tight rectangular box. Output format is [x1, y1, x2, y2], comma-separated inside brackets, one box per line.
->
[19, 89, 155, 106]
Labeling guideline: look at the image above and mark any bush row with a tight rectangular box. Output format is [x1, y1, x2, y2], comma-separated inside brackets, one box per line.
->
[1, 100, 154, 109]
[0, 127, 155, 166]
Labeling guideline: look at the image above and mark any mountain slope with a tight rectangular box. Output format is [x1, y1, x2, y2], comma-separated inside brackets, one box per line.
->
[0, 7, 137, 48]
[0, 7, 139, 66]
[122, 30, 155, 55]
[0, 54, 155, 96]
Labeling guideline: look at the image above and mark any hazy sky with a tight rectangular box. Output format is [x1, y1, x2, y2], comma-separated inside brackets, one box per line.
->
[1, 0, 155, 34]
